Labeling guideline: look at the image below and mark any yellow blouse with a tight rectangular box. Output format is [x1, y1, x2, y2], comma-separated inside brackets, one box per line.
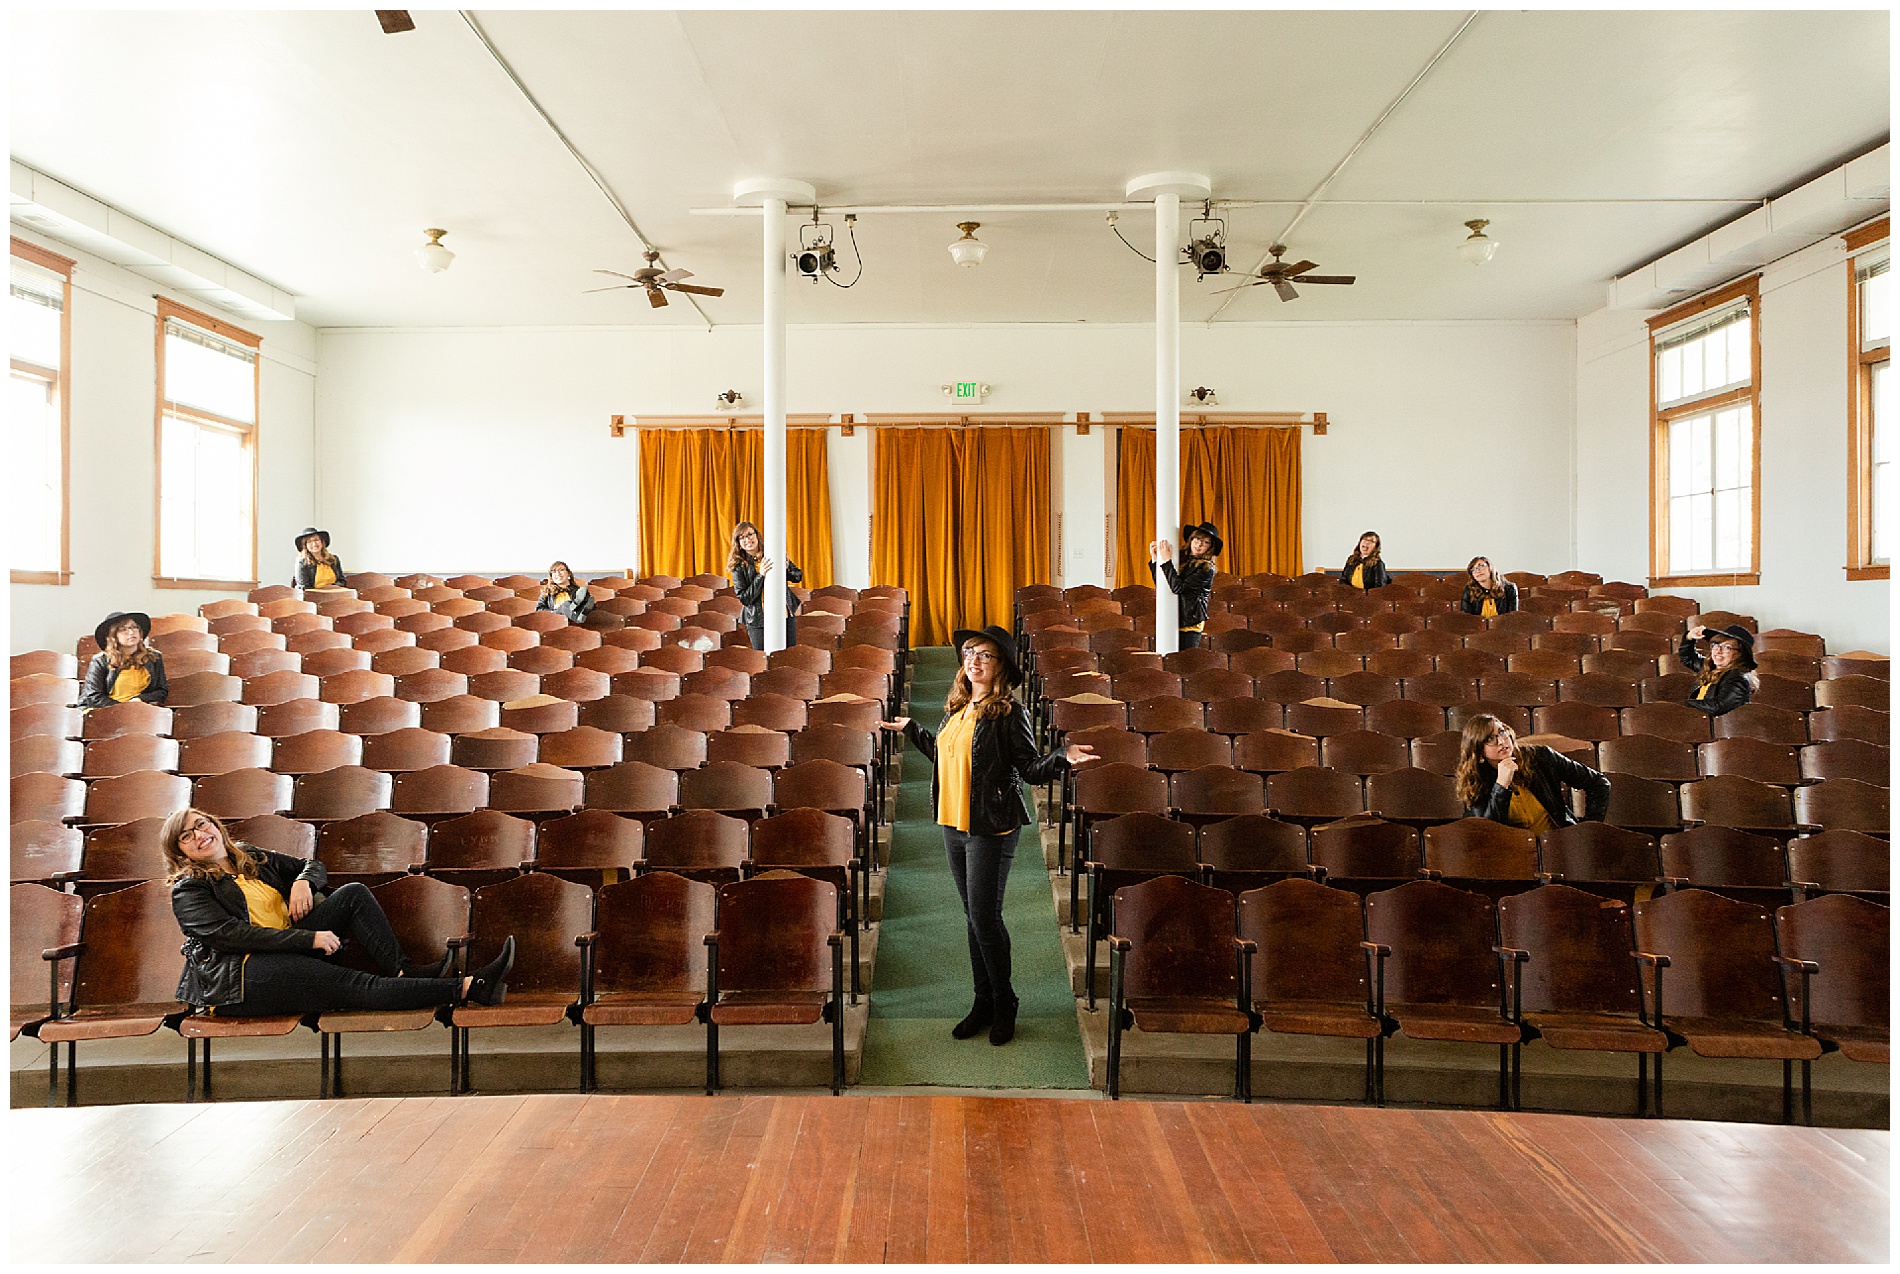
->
[550, 590, 571, 609]
[1480, 596, 1498, 618]
[1695, 681, 1713, 700]
[235, 876, 291, 930]
[935, 707, 976, 832]
[1350, 564, 1365, 590]
[1505, 785, 1552, 837]
[110, 666, 152, 703]
[313, 562, 338, 588]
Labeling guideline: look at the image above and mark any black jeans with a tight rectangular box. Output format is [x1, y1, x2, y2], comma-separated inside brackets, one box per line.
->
[221, 882, 459, 1016]
[745, 615, 798, 651]
[1177, 630, 1204, 649]
[943, 826, 1021, 1003]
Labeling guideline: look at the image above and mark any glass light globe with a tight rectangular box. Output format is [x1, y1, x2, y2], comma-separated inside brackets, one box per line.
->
[949, 222, 988, 268]
[415, 230, 455, 273]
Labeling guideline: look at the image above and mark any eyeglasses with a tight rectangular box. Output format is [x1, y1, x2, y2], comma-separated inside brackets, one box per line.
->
[178, 822, 216, 846]
[962, 650, 998, 664]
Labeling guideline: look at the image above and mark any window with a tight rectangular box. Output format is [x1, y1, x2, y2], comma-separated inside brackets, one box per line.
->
[1846, 217, 1890, 580]
[1648, 275, 1760, 586]
[155, 300, 260, 587]
[10, 238, 73, 584]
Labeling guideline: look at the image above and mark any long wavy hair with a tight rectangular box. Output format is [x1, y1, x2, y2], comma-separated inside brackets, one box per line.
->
[1463, 556, 1507, 606]
[1453, 713, 1536, 807]
[1696, 634, 1760, 691]
[160, 807, 260, 884]
[102, 617, 156, 671]
[1344, 530, 1382, 569]
[942, 634, 1019, 722]
[725, 521, 762, 580]
[539, 560, 578, 602]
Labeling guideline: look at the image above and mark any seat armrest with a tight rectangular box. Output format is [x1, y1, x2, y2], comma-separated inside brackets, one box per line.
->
[1535, 871, 1556, 884]
[406, 862, 427, 874]
[1234, 937, 1258, 954]
[575, 931, 597, 948]
[1656, 875, 1688, 891]
[1786, 878, 1820, 893]
[1773, 955, 1820, 975]
[1360, 941, 1391, 958]
[446, 934, 472, 948]
[1632, 950, 1670, 968]
[703, 930, 721, 946]
[827, 931, 844, 948]
[1793, 821, 1822, 834]
[519, 859, 538, 873]
[47, 870, 82, 885]
[41, 942, 84, 961]
[1492, 945, 1530, 962]
[1309, 864, 1329, 883]
[1417, 867, 1442, 880]
[1107, 935, 1132, 954]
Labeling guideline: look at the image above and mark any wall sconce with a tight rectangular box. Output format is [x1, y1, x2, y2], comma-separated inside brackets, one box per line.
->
[415, 228, 455, 273]
[1458, 219, 1499, 266]
[715, 390, 744, 409]
[1188, 387, 1218, 406]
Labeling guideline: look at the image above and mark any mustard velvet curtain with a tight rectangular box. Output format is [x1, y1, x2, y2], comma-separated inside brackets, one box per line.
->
[873, 426, 1050, 646]
[638, 428, 834, 585]
[1115, 426, 1303, 585]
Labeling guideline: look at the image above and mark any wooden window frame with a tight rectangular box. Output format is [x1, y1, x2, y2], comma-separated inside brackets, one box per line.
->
[10, 237, 75, 585]
[1845, 218, 1889, 581]
[1647, 274, 1762, 588]
[153, 298, 261, 591]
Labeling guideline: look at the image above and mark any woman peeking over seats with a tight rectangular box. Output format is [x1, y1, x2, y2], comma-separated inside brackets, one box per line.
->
[1459, 556, 1518, 616]
[728, 520, 801, 650]
[1149, 522, 1221, 649]
[1679, 624, 1757, 716]
[1455, 713, 1610, 834]
[164, 807, 514, 1017]
[291, 526, 348, 590]
[79, 611, 168, 708]
[535, 561, 595, 621]
[1339, 530, 1389, 591]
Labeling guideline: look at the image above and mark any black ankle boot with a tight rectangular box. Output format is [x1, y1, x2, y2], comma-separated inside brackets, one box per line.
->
[989, 995, 1019, 1046]
[951, 996, 994, 1040]
[461, 936, 515, 1007]
[401, 950, 454, 979]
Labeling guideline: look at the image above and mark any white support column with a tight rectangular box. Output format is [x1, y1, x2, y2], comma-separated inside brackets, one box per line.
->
[733, 179, 815, 653]
[1126, 172, 1209, 656]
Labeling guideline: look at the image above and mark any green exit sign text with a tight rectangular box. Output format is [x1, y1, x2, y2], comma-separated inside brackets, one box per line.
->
[943, 380, 990, 403]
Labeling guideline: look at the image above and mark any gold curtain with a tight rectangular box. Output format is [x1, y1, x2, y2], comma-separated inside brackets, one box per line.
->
[638, 428, 834, 585]
[1115, 426, 1302, 585]
[873, 427, 1050, 646]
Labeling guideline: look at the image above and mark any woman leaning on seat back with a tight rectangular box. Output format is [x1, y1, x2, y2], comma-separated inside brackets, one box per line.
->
[1339, 530, 1389, 591]
[292, 526, 347, 590]
[1678, 624, 1758, 717]
[535, 560, 595, 621]
[1453, 713, 1610, 835]
[79, 611, 168, 708]
[1459, 556, 1518, 616]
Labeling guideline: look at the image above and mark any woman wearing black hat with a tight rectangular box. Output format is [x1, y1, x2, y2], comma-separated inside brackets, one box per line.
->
[880, 626, 1097, 1046]
[1679, 624, 1758, 716]
[78, 612, 168, 708]
[1339, 530, 1389, 591]
[291, 527, 348, 590]
[1150, 522, 1221, 649]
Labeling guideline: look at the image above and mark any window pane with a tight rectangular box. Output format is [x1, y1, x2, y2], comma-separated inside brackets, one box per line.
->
[1669, 493, 1694, 571]
[1872, 360, 1891, 463]
[1669, 414, 1695, 497]
[1726, 320, 1750, 384]
[10, 372, 60, 572]
[1874, 360, 1891, 564]
[1680, 335, 1706, 399]
[1865, 267, 1891, 349]
[159, 412, 252, 580]
[9, 289, 61, 369]
[1714, 408, 1745, 491]
[1713, 488, 1743, 570]
[1658, 346, 1681, 405]
[1874, 460, 1890, 565]
[1688, 414, 1713, 494]
[164, 327, 256, 423]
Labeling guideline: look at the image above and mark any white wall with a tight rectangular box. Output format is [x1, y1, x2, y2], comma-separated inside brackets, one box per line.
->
[1575, 236, 1892, 655]
[315, 320, 1578, 586]
[8, 229, 319, 655]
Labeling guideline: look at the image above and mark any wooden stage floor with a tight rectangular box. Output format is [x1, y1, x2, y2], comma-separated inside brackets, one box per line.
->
[11, 1093, 1888, 1263]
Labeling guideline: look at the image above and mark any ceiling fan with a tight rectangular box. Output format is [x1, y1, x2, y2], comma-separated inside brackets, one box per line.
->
[1213, 244, 1355, 302]
[584, 252, 725, 308]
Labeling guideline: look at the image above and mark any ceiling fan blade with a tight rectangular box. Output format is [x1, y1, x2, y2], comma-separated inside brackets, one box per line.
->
[656, 268, 693, 283]
[1209, 279, 1267, 296]
[1298, 275, 1356, 285]
[582, 285, 637, 293]
[593, 269, 643, 281]
[375, 10, 415, 34]
[647, 288, 669, 309]
[667, 283, 724, 297]
[1272, 278, 1300, 303]
[1279, 260, 1320, 277]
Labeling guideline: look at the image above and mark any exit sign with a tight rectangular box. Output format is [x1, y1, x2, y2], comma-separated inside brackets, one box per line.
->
[942, 381, 990, 403]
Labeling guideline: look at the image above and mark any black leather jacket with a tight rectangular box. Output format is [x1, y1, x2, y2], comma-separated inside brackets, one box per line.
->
[732, 554, 802, 627]
[1340, 557, 1390, 590]
[1151, 557, 1215, 629]
[171, 848, 327, 1008]
[293, 556, 348, 589]
[78, 651, 169, 708]
[1460, 581, 1519, 615]
[1677, 638, 1755, 716]
[535, 586, 595, 621]
[1464, 745, 1611, 829]
[904, 699, 1069, 836]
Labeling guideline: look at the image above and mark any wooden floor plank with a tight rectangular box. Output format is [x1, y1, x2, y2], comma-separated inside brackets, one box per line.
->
[10, 1094, 1888, 1264]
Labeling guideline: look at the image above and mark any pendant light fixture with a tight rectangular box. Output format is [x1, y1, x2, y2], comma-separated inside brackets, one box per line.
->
[415, 228, 455, 273]
[1458, 219, 1499, 266]
[948, 221, 988, 268]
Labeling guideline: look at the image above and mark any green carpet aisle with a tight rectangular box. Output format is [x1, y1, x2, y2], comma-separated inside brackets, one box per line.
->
[857, 646, 1090, 1089]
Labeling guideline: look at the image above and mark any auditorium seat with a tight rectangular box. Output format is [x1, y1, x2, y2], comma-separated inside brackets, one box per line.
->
[1808, 706, 1889, 746]
[1422, 818, 1540, 895]
[1793, 778, 1888, 835]
[1774, 893, 1889, 1118]
[337, 695, 423, 736]
[77, 733, 177, 780]
[391, 764, 489, 817]
[13, 882, 84, 1042]
[421, 810, 535, 888]
[1714, 704, 1809, 747]
[12, 821, 84, 887]
[1659, 825, 1790, 907]
[450, 872, 593, 1095]
[1619, 703, 1713, 744]
[1680, 775, 1795, 837]
[450, 727, 540, 772]
[82, 770, 190, 827]
[1599, 735, 1699, 783]
[1195, 814, 1310, 894]
[499, 695, 579, 735]
[1538, 822, 1661, 902]
[271, 729, 363, 775]
[1365, 767, 1462, 830]
[578, 872, 715, 1092]
[287, 765, 390, 822]
[1601, 773, 1683, 836]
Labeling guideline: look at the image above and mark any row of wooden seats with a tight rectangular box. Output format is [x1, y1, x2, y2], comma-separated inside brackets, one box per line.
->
[15, 869, 853, 1106]
[1099, 874, 1884, 1122]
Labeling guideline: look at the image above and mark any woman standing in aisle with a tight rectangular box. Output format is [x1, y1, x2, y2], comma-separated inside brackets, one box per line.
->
[880, 626, 1097, 1046]
[79, 611, 168, 708]
[1339, 530, 1389, 591]
[535, 561, 596, 621]
[1459, 556, 1518, 616]
[1150, 521, 1221, 649]
[291, 527, 348, 590]
[727, 520, 801, 649]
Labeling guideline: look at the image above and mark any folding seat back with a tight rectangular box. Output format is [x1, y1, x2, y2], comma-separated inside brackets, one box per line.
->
[255, 698, 341, 738]
[1423, 817, 1539, 886]
[1713, 704, 1808, 747]
[1793, 778, 1889, 836]
[318, 811, 428, 883]
[1284, 698, 1364, 738]
[1750, 674, 1816, 713]
[679, 760, 772, 819]
[1538, 822, 1659, 894]
[450, 726, 540, 772]
[288, 765, 391, 821]
[1600, 772, 1682, 835]
[1365, 767, 1463, 828]
[1680, 774, 1794, 836]
[644, 810, 750, 882]
[426, 809, 536, 881]
[1598, 734, 1699, 783]
[1320, 729, 1407, 777]
[1786, 830, 1889, 899]
[1365, 699, 1447, 741]
[1533, 701, 1620, 743]
[360, 726, 453, 773]
[1326, 671, 1401, 708]
[488, 763, 584, 815]
[1698, 737, 1802, 786]
[586, 873, 715, 1020]
[1147, 727, 1231, 774]
[228, 814, 316, 860]
[1168, 765, 1265, 825]
[13, 821, 84, 886]
[538, 725, 625, 770]
[390, 764, 489, 816]
[83, 770, 190, 826]
[1618, 702, 1712, 744]
[1295, 649, 1362, 681]
[1364, 879, 1509, 1017]
[271, 728, 363, 775]
[1228, 647, 1298, 678]
[78, 733, 178, 780]
[459, 871, 592, 1014]
[1660, 824, 1787, 896]
[656, 692, 731, 733]
[1807, 705, 1889, 746]
[1197, 814, 1308, 893]
[1308, 815, 1422, 889]
[1127, 695, 1204, 735]
[1774, 894, 1889, 1063]
[621, 725, 707, 773]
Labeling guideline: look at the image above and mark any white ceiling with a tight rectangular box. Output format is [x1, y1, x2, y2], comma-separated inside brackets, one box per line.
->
[10, 9, 1889, 328]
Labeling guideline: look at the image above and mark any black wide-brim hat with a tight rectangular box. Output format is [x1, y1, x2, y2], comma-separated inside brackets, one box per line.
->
[1184, 521, 1224, 558]
[951, 625, 1023, 687]
[1705, 624, 1757, 670]
[293, 527, 332, 551]
[95, 611, 151, 651]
